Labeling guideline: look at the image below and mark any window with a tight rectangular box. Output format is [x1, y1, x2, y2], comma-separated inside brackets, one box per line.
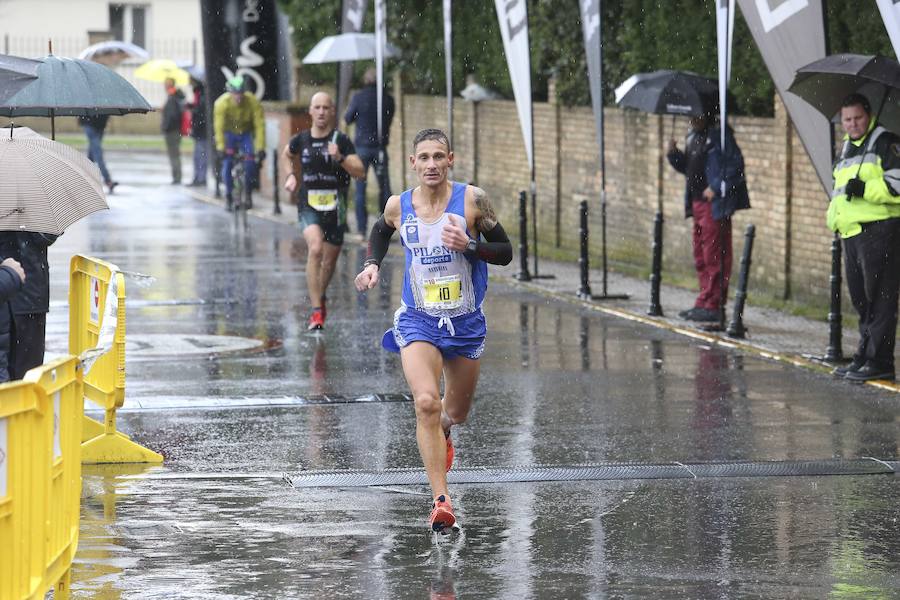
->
[108, 4, 149, 49]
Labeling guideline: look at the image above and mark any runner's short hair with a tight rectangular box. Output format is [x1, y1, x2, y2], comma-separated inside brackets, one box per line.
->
[412, 128, 450, 153]
[841, 93, 871, 115]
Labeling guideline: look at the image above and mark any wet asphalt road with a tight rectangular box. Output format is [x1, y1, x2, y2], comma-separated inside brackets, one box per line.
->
[49, 152, 900, 599]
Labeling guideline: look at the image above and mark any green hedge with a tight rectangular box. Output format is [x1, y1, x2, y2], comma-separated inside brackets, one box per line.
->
[279, 0, 894, 117]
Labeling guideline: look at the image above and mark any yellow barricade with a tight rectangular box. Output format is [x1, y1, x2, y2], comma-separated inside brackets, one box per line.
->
[69, 255, 162, 464]
[0, 356, 83, 600]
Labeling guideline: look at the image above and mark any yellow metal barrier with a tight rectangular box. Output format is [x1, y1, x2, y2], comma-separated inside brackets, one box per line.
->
[69, 255, 162, 464]
[0, 356, 83, 600]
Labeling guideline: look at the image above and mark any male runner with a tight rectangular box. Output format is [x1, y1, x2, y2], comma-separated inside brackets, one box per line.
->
[354, 128, 512, 533]
[283, 92, 365, 330]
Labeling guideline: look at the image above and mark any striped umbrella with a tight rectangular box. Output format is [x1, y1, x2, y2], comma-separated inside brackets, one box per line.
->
[0, 126, 108, 235]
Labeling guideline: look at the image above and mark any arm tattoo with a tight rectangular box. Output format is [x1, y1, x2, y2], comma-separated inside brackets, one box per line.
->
[473, 187, 498, 232]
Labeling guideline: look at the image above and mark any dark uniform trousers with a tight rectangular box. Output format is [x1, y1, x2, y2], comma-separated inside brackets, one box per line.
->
[843, 217, 900, 370]
[10, 312, 46, 380]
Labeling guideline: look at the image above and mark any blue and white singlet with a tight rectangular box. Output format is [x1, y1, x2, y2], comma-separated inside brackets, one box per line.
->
[382, 182, 489, 359]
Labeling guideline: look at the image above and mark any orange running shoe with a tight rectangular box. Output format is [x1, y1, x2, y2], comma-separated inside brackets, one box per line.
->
[307, 308, 325, 330]
[429, 495, 456, 533]
[445, 433, 454, 472]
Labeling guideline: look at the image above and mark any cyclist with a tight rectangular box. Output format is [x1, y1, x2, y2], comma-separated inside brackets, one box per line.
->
[213, 76, 266, 210]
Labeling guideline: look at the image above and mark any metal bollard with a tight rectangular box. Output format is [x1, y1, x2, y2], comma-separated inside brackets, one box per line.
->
[726, 224, 755, 338]
[514, 190, 532, 281]
[648, 211, 664, 316]
[825, 232, 844, 362]
[577, 199, 592, 298]
[272, 148, 281, 215]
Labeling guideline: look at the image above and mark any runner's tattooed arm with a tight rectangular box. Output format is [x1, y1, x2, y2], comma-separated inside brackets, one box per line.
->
[468, 187, 512, 265]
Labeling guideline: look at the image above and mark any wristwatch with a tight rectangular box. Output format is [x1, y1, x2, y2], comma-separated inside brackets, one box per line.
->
[465, 238, 477, 255]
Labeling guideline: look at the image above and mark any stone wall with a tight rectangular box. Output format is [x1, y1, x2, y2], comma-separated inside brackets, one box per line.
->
[386, 90, 837, 306]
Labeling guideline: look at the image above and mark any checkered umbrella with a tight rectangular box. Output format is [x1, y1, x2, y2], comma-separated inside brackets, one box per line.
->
[0, 125, 108, 234]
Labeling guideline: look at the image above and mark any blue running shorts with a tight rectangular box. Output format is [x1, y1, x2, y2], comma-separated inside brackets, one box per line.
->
[382, 305, 486, 360]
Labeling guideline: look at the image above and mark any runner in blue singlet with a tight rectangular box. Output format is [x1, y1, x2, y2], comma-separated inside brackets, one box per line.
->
[354, 128, 513, 534]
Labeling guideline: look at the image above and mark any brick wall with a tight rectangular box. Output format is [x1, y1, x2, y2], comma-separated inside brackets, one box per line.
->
[387, 92, 839, 306]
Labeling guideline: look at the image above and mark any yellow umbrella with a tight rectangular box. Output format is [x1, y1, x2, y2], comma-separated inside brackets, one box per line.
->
[134, 59, 189, 86]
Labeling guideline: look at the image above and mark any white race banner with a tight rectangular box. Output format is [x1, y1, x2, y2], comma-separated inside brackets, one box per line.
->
[737, 0, 831, 193]
[338, 0, 368, 116]
[716, 0, 735, 156]
[877, 0, 900, 59]
[494, 0, 533, 171]
[579, 0, 603, 169]
[375, 0, 386, 151]
[444, 0, 453, 147]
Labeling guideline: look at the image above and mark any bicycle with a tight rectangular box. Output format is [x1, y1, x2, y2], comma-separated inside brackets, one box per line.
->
[228, 149, 253, 212]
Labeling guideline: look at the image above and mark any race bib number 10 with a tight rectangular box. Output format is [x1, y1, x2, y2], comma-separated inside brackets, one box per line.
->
[422, 275, 462, 310]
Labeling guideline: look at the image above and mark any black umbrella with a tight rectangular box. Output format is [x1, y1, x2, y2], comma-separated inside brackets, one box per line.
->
[0, 54, 41, 104]
[0, 54, 152, 138]
[614, 70, 720, 116]
[788, 53, 900, 133]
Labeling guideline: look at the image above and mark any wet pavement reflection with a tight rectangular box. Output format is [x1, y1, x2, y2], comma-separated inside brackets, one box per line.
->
[49, 154, 900, 598]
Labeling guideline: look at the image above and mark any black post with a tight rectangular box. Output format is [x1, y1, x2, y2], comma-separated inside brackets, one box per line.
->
[514, 190, 532, 281]
[648, 211, 664, 316]
[577, 199, 592, 298]
[825, 232, 844, 362]
[272, 148, 281, 214]
[530, 184, 556, 279]
[726, 224, 755, 338]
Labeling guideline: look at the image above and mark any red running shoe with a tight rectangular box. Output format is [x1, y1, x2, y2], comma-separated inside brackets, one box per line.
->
[307, 308, 325, 330]
[445, 433, 454, 472]
[429, 495, 456, 533]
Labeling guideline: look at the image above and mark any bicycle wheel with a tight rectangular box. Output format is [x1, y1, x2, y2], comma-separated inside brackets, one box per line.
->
[232, 161, 246, 210]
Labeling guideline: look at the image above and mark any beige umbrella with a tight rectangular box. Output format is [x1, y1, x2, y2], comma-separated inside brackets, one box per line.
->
[0, 125, 108, 234]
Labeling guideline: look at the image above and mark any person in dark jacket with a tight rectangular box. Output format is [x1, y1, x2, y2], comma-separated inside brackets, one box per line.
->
[78, 113, 118, 194]
[161, 77, 185, 184]
[188, 76, 208, 186]
[667, 115, 750, 323]
[0, 256, 26, 382]
[344, 67, 395, 233]
[0, 232, 57, 379]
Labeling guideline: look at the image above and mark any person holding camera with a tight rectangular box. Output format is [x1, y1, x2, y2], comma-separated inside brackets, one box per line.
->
[828, 93, 900, 382]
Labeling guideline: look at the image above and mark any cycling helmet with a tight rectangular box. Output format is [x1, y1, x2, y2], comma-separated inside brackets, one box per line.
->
[226, 76, 245, 93]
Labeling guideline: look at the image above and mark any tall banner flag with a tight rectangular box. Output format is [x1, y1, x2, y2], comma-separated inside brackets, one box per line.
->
[494, 0, 534, 174]
[715, 0, 735, 159]
[444, 0, 453, 148]
[736, 0, 831, 193]
[199, 0, 292, 102]
[338, 0, 368, 117]
[877, 0, 900, 59]
[375, 0, 386, 154]
[580, 0, 603, 170]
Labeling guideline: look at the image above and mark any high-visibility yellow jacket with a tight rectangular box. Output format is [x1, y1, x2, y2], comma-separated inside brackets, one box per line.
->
[213, 92, 265, 152]
[827, 121, 900, 238]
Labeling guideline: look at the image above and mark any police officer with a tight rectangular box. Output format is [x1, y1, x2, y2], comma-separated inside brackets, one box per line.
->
[828, 93, 900, 382]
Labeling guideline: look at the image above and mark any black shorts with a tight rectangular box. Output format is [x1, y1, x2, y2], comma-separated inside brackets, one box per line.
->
[299, 207, 347, 245]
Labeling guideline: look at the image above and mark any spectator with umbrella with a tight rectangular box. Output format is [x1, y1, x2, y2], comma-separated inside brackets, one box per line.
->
[0, 125, 111, 378]
[0, 54, 148, 377]
[616, 70, 749, 323]
[790, 54, 900, 382]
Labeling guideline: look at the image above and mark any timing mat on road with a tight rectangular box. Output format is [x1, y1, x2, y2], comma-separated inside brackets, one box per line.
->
[284, 459, 900, 488]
